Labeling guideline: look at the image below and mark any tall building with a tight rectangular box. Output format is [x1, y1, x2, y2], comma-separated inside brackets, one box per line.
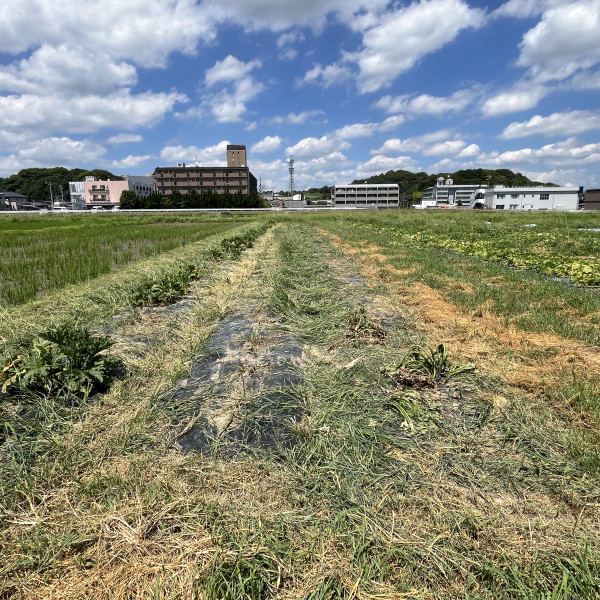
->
[153, 145, 257, 197]
[227, 144, 247, 167]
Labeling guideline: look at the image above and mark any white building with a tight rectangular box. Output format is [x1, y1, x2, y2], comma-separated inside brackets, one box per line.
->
[475, 185, 580, 211]
[331, 184, 399, 208]
[417, 177, 482, 208]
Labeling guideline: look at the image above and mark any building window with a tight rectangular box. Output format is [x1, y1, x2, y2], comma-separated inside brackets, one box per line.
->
[540, 193, 549, 200]
[509, 204, 518, 210]
[511, 194, 519, 199]
[496, 204, 505, 210]
[497, 194, 505, 199]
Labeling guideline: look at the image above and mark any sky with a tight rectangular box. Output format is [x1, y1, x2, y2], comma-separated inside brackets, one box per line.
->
[0, 0, 599, 191]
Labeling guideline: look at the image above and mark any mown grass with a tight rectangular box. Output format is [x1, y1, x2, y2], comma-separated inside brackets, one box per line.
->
[1, 215, 599, 599]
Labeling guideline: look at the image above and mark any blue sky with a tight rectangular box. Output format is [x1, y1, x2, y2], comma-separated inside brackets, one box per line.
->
[1, 0, 599, 190]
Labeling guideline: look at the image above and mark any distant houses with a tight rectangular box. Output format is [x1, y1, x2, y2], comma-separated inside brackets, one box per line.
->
[0, 191, 28, 210]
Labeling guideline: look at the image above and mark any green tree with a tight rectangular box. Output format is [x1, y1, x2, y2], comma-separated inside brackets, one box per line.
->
[119, 190, 139, 209]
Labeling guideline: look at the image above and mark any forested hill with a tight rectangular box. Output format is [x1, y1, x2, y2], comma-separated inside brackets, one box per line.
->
[0, 167, 122, 204]
[351, 168, 554, 198]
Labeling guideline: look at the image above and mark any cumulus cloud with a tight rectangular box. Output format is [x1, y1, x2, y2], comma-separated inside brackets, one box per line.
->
[356, 154, 420, 174]
[0, 90, 188, 135]
[0, 44, 137, 95]
[251, 136, 282, 154]
[482, 137, 600, 167]
[286, 135, 352, 159]
[299, 62, 352, 88]
[0, 137, 107, 176]
[517, 1, 600, 82]
[501, 110, 600, 138]
[371, 130, 456, 154]
[375, 87, 478, 117]
[0, 0, 216, 68]
[345, 0, 485, 93]
[269, 110, 326, 125]
[195, 55, 264, 123]
[481, 83, 547, 116]
[109, 154, 152, 169]
[107, 133, 144, 144]
[159, 141, 230, 165]
[493, 0, 563, 19]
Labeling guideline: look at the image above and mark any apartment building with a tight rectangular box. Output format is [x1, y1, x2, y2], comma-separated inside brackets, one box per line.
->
[331, 184, 399, 207]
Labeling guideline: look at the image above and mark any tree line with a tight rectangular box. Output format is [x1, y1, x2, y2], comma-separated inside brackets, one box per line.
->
[119, 189, 270, 209]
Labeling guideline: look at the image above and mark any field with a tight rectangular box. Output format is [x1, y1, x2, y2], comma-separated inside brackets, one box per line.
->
[1, 210, 600, 599]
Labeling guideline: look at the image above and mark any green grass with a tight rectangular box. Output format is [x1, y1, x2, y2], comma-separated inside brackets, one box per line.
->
[0, 213, 253, 305]
[1, 214, 600, 599]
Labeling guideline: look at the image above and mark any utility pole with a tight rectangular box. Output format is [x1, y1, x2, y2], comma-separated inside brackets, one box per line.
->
[286, 155, 294, 197]
[46, 181, 53, 209]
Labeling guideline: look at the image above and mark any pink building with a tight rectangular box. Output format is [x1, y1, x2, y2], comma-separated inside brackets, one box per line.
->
[83, 179, 129, 207]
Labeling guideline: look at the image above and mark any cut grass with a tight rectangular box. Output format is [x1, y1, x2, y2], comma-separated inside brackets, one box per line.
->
[1, 216, 600, 599]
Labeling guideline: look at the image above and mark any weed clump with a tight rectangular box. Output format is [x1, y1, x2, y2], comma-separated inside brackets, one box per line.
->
[384, 343, 474, 389]
[2, 326, 122, 401]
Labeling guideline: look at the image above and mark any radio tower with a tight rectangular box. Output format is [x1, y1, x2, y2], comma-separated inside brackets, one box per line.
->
[286, 155, 294, 197]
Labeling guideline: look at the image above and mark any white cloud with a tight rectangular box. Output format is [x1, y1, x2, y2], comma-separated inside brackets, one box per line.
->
[277, 31, 305, 48]
[371, 130, 456, 154]
[0, 136, 107, 176]
[107, 133, 144, 144]
[522, 168, 589, 187]
[0, 0, 216, 68]
[299, 62, 352, 88]
[345, 0, 485, 93]
[198, 55, 264, 123]
[481, 84, 547, 116]
[0, 44, 137, 95]
[501, 110, 600, 138]
[356, 154, 420, 174]
[517, 1, 600, 82]
[0, 90, 188, 135]
[457, 143, 481, 158]
[422, 140, 468, 156]
[270, 110, 326, 125]
[159, 141, 230, 165]
[286, 136, 352, 159]
[493, 0, 562, 19]
[109, 154, 152, 169]
[375, 88, 478, 116]
[483, 138, 600, 167]
[251, 136, 282, 154]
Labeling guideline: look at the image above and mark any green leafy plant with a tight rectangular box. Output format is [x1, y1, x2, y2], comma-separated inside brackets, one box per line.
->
[389, 343, 474, 382]
[2, 326, 121, 400]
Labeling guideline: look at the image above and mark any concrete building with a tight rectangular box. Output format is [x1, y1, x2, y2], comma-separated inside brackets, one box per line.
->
[331, 184, 399, 208]
[418, 177, 483, 208]
[227, 144, 247, 167]
[0, 191, 28, 210]
[476, 185, 579, 211]
[583, 189, 600, 210]
[69, 175, 154, 209]
[153, 145, 257, 197]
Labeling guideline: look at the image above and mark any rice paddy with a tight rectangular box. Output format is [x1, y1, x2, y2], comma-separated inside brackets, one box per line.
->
[1, 210, 599, 599]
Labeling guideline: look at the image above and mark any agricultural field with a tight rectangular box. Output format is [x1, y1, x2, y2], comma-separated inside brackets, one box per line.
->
[1, 210, 600, 599]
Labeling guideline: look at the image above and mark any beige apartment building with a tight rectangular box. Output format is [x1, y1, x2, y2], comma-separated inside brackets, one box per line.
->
[153, 145, 257, 196]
